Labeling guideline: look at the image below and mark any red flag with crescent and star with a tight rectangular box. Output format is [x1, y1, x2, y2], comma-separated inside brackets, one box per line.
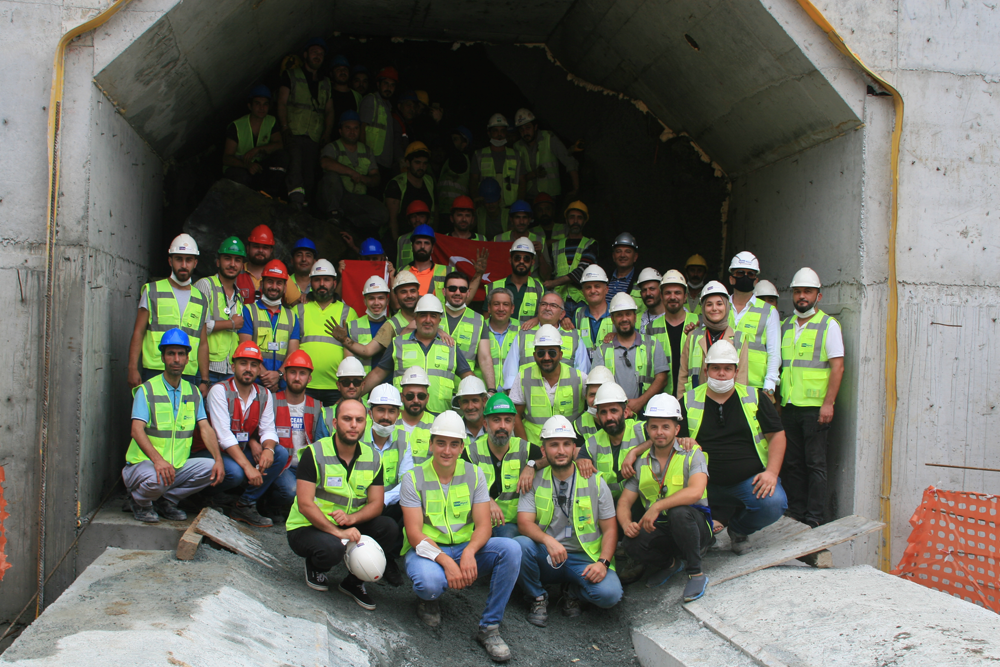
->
[431, 236, 514, 301]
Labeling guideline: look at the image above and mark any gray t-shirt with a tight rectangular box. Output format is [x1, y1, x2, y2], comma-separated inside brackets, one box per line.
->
[139, 283, 191, 316]
[517, 473, 615, 553]
[399, 467, 490, 508]
[624, 441, 709, 509]
[594, 334, 670, 400]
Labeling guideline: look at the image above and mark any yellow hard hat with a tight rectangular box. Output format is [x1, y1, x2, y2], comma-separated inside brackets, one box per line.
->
[404, 141, 429, 158]
[415, 90, 430, 106]
[685, 253, 708, 268]
[564, 201, 589, 222]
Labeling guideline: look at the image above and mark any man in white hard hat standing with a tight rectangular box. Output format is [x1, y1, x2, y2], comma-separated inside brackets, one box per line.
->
[513, 108, 579, 202]
[401, 411, 521, 662]
[575, 265, 614, 361]
[582, 382, 650, 501]
[646, 270, 700, 396]
[511, 325, 587, 444]
[779, 268, 844, 528]
[635, 268, 664, 334]
[455, 375, 490, 443]
[488, 237, 545, 321]
[470, 113, 526, 209]
[502, 291, 589, 391]
[727, 251, 780, 399]
[297, 259, 359, 406]
[754, 280, 779, 310]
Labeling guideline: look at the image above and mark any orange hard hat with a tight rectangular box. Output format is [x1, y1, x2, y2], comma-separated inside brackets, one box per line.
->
[262, 259, 289, 281]
[248, 224, 275, 246]
[376, 66, 399, 82]
[232, 341, 263, 362]
[533, 193, 555, 205]
[406, 200, 431, 217]
[452, 196, 475, 211]
[283, 349, 314, 370]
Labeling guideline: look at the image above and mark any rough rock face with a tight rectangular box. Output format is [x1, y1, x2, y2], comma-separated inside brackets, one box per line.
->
[183, 179, 347, 279]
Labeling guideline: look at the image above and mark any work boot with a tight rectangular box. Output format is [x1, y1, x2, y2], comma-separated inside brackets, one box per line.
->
[382, 558, 403, 587]
[121, 496, 133, 513]
[230, 502, 273, 527]
[560, 590, 581, 618]
[683, 573, 709, 603]
[526, 593, 548, 627]
[616, 552, 645, 586]
[645, 558, 685, 589]
[131, 502, 159, 524]
[476, 625, 512, 663]
[338, 574, 376, 610]
[728, 527, 751, 555]
[416, 599, 441, 627]
[305, 562, 330, 591]
[153, 499, 187, 521]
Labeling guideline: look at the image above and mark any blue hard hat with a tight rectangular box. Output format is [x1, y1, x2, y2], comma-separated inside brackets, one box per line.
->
[455, 125, 473, 145]
[479, 177, 501, 203]
[339, 110, 360, 125]
[248, 84, 271, 101]
[398, 91, 419, 103]
[510, 200, 532, 215]
[293, 237, 316, 252]
[332, 55, 350, 68]
[360, 238, 385, 256]
[158, 328, 192, 351]
[412, 224, 435, 240]
[304, 37, 327, 51]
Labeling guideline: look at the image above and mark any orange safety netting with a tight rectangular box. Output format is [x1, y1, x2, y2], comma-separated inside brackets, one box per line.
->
[891, 486, 998, 613]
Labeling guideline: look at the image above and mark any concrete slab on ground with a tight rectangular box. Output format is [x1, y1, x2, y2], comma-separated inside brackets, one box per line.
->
[76, 507, 193, 572]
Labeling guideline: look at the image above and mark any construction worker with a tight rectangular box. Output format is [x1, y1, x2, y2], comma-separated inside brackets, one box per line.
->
[359, 65, 401, 191]
[362, 383, 406, 516]
[330, 55, 362, 114]
[314, 357, 371, 439]
[362, 295, 474, 414]
[515, 415, 622, 627]
[127, 234, 209, 392]
[235, 224, 302, 306]
[400, 411, 521, 662]
[297, 260, 358, 406]
[488, 237, 544, 320]
[395, 200, 431, 268]
[402, 225, 447, 302]
[676, 281, 750, 397]
[511, 325, 587, 443]
[573, 365, 615, 439]
[123, 328, 225, 523]
[593, 293, 670, 411]
[268, 349, 322, 513]
[605, 233, 641, 311]
[646, 270, 700, 396]
[290, 238, 317, 300]
[575, 265, 614, 359]
[582, 382, 649, 500]
[635, 268, 664, 334]
[342, 275, 391, 374]
[728, 251, 781, 398]
[238, 260, 300, 392]
[779, 268, 845, 528]
[194, 236, 245, 383]
[513, 108, 579, 201]
[470, 113, 526, 209]
[385, 141, 434, 241]
[502, 292, 589, 390]
[481, 288, 519, 386]
[222, 84, 286, 198]
[493, 201, 550, 278]
[277, 37, 334, 209]
[475, 178, 509, 240]
[390, 367, 436, 470]
[545, 201, 597, 314]
[754, 279, 780, 310]
[286, 398, 400, 609]
[447, 196, 485, 241]
[436, 126, 473, 224]
[683, 254, 709, 315]
[617, 394, 712, 601]
[350, 65, 369, 97]
[442, 272, 493, 383]
[319, 110, 385, 230]
[196, 341, 289, 527]
[455, 375, 489, 443]
[533, 193, 566, 244]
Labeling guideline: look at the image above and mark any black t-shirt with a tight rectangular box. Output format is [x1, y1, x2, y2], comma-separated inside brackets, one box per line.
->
[666, 321, 684, 394]
[331, 88, 358, 117]
[296, 446, 385, 486]
[679, 389, 782, 487]
[383, 177, 433, 214]
[479, 443, 542, 497]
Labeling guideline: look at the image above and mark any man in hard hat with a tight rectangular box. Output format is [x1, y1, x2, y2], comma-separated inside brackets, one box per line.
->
[779, 268, 844, 529]
[238, 259, 301, 392]
[235, 224, 302, 307]
[277, 37, 334, 209]
[288, 238, 318, 301]
[455, 375, 489, 444]
[350, 65, 370, 98]
[532, 193, 566, 245]
[330, 55, 362, 114]
[390, 367, 436, 471]
[436, 126, 474, 227]
[633, 268, 663, 334]
[124, 328, 225, 523]
[385, 142, 435, 241]
[402, 225, 448, 303]
[675, 281, 750, 396]
[395, 200, 432, 267]
[480, 288, 519, 387]
[296, 259, 358, 406]
[645, 270, 700, 396]
[127, 234, 210, 393]
[360, 65, 401, 192]
[511, 324, 587, 443]
[573, 366, 615, 439]
[515, 415, 622, 626]
[223, 84, 286, 198]
[501, 292, 589, 391]
[754, 280, 779, 310]
[582, 382, 650, 500]
[727, 251, 780, 398]
[319, 110, 385, 230]
[194, 237, 246, 384]
[446, 196, 486, 241]
[574, 265, 614, 360]
[605, 233, 642, 311]
[514, 109, 579, 201]
[400, 410, 521, 661]
[683, 254, 709, 316]
[488, 237, 545, 320]
[442, 272, 494, 384]
[475, 178, 509, 240]
[360, 383, 405, 512]
[342, 275, 391, 374]
[544, 201, 597, 316]
[314, 356, 371, 439]
[470, 113, 526, 209]
[593, 293, 671, 412]
[617, 394, 712, 600]
[286, 398, 400, 609]
[492, 201, 550, 279]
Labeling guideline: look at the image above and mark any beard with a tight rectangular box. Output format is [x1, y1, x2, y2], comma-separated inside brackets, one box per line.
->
[512, 263, 530, 277]
[413, 248, 432, 263]
[602, 419, 625, 436]
[490, 431, 510, 448]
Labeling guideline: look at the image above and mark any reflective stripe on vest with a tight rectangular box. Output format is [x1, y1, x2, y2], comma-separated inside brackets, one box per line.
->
[141, 279, 207, 376]
[125, 377, 199, 467]
[552, 237, 595, 303]
[490, 276, 543, 321]
[365, 422, 403, 487]
[517, 327, 579, 371]
[684, 383, 768, 468]
[575, 308, 614, 351]
[334, 139, 373, 195]
[223, 379, 268, 437]
[635, 446, 709, 510]
[233, 114, 275, 160]
[273, 394, 321, 454]
[467, 434, 529, 521]
[401, 459, 480, 553]
[446, 308, 485, 371]
[386, 172, 436, 212]
[682, 327, 746, 394]
[534, 468, 609, 566]
[204, 275, 242, 364]
[285, 438, 382, 532]
[393, 412, 434, 466]
[436, 154, 470, 212]
[392, 337, 457, 414]
[249, 302, 295, 365]
[595, 336, 661, 394]
[780, 312, 834, 408]
[397, 232, 414, 268]
[480, 322, 519, 386]
[729, 297, 774, 388]
[573, 411, 599, 439]
[476, 147, 519, 207]
[646, 311, 699, 363]
[296, 301, 353, 388]
[348, 315, 382, 373]
[287, 67, 331, 142]
[584, 420, 646, 497]
[516, 131, 561, 196]
[363, 93, 390, 156]
[476, 207, 509, 238]
[519, 364, 583, 442]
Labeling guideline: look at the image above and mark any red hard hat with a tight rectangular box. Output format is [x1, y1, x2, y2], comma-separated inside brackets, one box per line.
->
[533, 193, 555, 205]
[406, 200, 431, 216]
[262, 259, 289, 280]
[452, 195, 475, 211]
[283, 349, 314, 370]
[376, 66, 399, 82]
[248, 224, 275, 246]
[232, 341, 263, 362]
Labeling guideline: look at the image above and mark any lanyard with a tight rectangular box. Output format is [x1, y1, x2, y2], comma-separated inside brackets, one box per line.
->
[555, 472, 576, 519]
[655, 447, 677, 497]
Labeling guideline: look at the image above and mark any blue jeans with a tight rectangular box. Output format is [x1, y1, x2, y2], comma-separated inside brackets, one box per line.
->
[404, 538, 521, 628]
[192, 443, 289, 504]
[707, 476, 788, 536]
[514, 537, 623, 608]
[492, 523, 521, 539]
[269, 463, 297, 505]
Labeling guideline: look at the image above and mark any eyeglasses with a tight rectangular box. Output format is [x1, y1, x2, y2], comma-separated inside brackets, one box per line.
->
[339, 377, 363, 387]
[621, 348, 632, 369]
[716, 403, 725, 426]
[446, 285, 469, 293]
[535, 348, 560, 358]
[404, 392, 429, 401]
[731, 270, 756, 279]
[539, 301, 563, 310]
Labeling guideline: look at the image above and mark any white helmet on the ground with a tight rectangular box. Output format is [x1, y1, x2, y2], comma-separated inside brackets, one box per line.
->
[510, 237, 535, 255]
[729, 251, 760, 273]
[400, 366, 430, 387]
[363, 275, 390, 294]
[534, 324, 562, 347]
[580, 265, 608, 284]
[514, 108, 536, 127]
[585, 366, 615, 386]
[430, 410, 467, 439]
[594, 382, 628, 406]
[637, 267, 662, 285]
[754, 280, 779, 298]
[790, 267, 822, 289]
[540, 415, 575, 439]
[310, 259, 337, 277]
[609, 292, 637, 314]
[344, 536, 386, 582]
[700, 280, 729, 301]
[369, 383, 402, 407]
[415, 294, 444, 314]
[393, 270, 420, 289]
[487, 113, 509, 129]
[645, 394, 683, 420]
[456, 375, 487, 397]
[660, 269, 687, 287]
[705, 340, 740, 366]
[336, 357, 366, 378]
[169, 233, 200, 256]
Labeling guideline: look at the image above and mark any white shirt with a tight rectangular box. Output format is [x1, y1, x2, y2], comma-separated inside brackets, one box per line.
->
[509, 369, 588, 405]
[793, 315, 845, 358]
[730, 295, 781, 392]
[287, 401, 308, 460]
[501, 330, 592, 391]
[367, 426, 409, 506]
[207, 382, 278, 449]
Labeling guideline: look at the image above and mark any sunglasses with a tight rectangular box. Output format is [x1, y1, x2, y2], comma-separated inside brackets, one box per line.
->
[339, 377, 363, 387]
[446, 285, 469, 293]
[716, 403, 725, 426]
[621, 348, 632, 369]
[404, 392, 429, 401]
[535, 348, 560, 358]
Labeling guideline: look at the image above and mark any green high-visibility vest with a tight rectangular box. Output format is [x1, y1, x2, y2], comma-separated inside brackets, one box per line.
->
[584, 420, 646, 498]
[392, 335, 458, 415]
[401, 458, 480, 553]
[436, 154, 470, 213]
[141, 279, 207, 376]
[729, 297, 775, 388]
[533, 467, 612, 568]
[365, 422, 404, 488]
[392, 411, 434, 466]
[517, 363, 584, 442]
[397, 232, 414, 268]
[516, 326, 581, 373]
[286, 438, 382, 531]
[515, 131, 561, 196]
[634, 446, 710, 527]
[594, 334, 667, 396]
[780, 311, 836, 408]
[489, 276, 543, 321]
[575, 306, 615, 353]
[386, 172, 436, 212]
[446, 307, 485, 373]
[476, 207, 510, 238]
[332, 139, 374, 195]
[684, 383, 768, 468]
[202, 275, 242, 364]
[646, 311, 699, 363]
[573, 410, 598, 439]
[247, 302, 295, 366]
[296, 300, 357, 390]
[680, 327, 746, 395]
[493, 228, 543, 244]
[362, 93, 390, 157]
[467, 434, 529, 521]
[286, 67, 331, 143]
[479, 321, 519, 385]
[476, 147, 520, 207]
[348, 315, 385, 374]
[553, 237, 596, 303]
[225, 114, 276, 172]
[125, 376, 199, 468]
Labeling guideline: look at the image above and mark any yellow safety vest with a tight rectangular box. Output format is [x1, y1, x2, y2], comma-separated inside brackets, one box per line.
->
[406, 262, 447, 304]
[479, 321, 519, 386]
[402, 459, 480, 553]
[576, 306, 615, 352]
[518, 364, 584, 442]
[386, 172, 436, 212]
[729, 297, 775, 388]
[362, 93, 390, 156]
[476, 147, 520, 207]
[553, 236, 596, 303]
[391, 335, 458, 414]
[466, 434, 530, 521]
[392, 411, 435, 466]
[584, 420, 646, 498]
[365, 422, 404, 488]
[125, 376, 199, 468]
[347, 315, 385, 374]
[780, 311, 835, 408]
[436, 154, 470, 213]
[515, 131, 561, 196]
[446, 307, 485, 373]
[489, 276, 543, 321]
[202, 275, 242, 364]
[286, 438, 382, 531]
[332, 139, 373, 194]
[533, 467, 612, 567]
[646, 311, 699, 363]
[573, 410, 598, 439]
[141, 279, 207, 376]
[226, 114, 275, 171]
[681, 327, 746, 394]
[684, 383, 768, 468]
[247, 302, 295, 366]
[516, 326, 581, 372]
[286, 67, 331, 142]
[476, 207, 510, 238]
[634, 446, 710, 527]
[296, 300, 357, 389]
[594, 335, 666, 396]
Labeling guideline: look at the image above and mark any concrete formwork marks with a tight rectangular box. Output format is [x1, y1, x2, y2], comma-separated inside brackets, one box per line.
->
[0, 467, 9, 582]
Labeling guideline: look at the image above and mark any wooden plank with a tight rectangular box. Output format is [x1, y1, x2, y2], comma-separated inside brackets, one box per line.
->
[192, 508, 280, 569]
[176, 508, 210, 561]
[708, 515, 883, 586]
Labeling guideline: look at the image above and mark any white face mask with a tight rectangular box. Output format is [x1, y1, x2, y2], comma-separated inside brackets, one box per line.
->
[688, 280, 704, 290]
[587, 405, 597, 415]
[490, 138, 507, 147]
[445, 302, 466, 313]
[170, 272, 192, 287]
[795, 306, 816, 319]
[366, 308, 386, 320]
[707, 377, 735, 394]
[261, 294, 283, 307]
[372, 422, 394, 437]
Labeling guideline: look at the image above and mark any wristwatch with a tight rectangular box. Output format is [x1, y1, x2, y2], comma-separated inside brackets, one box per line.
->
[597, 558, 611, 569]
[527, 460, 537, 469]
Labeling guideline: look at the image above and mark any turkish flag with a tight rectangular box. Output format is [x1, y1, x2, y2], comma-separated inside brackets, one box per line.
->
[341, 260, 388, 316]
[432, 236, 513, 301]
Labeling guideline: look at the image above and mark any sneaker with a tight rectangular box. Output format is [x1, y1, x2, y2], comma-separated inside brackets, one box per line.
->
[645, 558, 685, 588]
[305, 563, 329, 591]
[416, 599, 441, 627]
[339, 574, 376, 610]
[476, 625, 512, 663]
[131, 502, 159, 524]
[153, 499, 187, 521]
[560, 592, 581, 618]
[526, 594, 548, 627]
[683, 573, 709, 602]
[728, 527, 751, 555]
[382, 558, 403, 587]
[230, 502, 273, 527]
[616, 553, 646, 586]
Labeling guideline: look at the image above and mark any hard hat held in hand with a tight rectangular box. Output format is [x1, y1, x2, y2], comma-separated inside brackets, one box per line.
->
[637, 267, 662, 285]
[400, 366, 430, 387]
[609, 292, 637, 314]
[580, 265, 608, 284]
[700, 280, 729, 301]
[754, 279, 779, 298]
[430, 410, 466, 439]
[729, 251, 760, 273]
[369, 383, 402, 406]
[594, 382, 628, 406]
[344, 536, 386, 583]
[363, 275, 390, 295]
[534, 324, 562, 347]
[585, 365, 615, 386]
[540, 415, 575, 439]
[169, 233, 200, 256]
[790, 267, 822, 289]
[644, 393, 682, 420]
[705, 339, 740, 366]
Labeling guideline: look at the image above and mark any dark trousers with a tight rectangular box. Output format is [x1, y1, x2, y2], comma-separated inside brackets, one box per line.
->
[305, 387, 341, 407]
[623, 505, 713, 576]
[380, 502, 405, 557]
[285, 134, 320, 204]
[224, 150, 288, 199]
[780, 404, 830, 525]
[287, 515, 399, 573]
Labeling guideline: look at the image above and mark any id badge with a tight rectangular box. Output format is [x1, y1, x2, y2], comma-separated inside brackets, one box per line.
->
[277, 427, 291, 438]
[267, 342, 282, 351]
[236, 432, 249, 442]
[326, 476, 343, 488]
[224, 307, 231, 316]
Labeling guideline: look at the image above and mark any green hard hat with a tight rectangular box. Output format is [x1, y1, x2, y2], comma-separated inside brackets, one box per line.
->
[484, 393, 516, 415]
[217, 235, 246, 257]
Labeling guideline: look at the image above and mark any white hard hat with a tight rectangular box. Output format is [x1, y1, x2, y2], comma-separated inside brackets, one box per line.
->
[336, 356, 366, 378]
[456, 375, 487, 397]
[510, 237, 536, 255]
[705, 339, 740, 366]
[637, 267, 662, 285]
[415, 294, 444, 314]
[729, 251, 760, 273]
[540, 415, 575, 439]
[393, 269, 420, 289]
[400, 366, 430, 387]
[430, 410, 467, 439]
[644, 393, 683, 420]
[580, 265, 608, 284]
[310, 259, 337, 277]
[487, 113, 509, 129]
[585, 365, 615, 386]
[660, 269, 687, 287]
[594, 382, 628, 406]
[344, 536, 386, 583]
[700, 280, 729, 301]
[534, 324, 562, 347]
[754, 279, 779, 298]
[790, 267, 822, 289]
[514, 108, 536, 127]
[369, 383, 402, 407]
[609, 292, 637, 314]
[168, 233, 199, 256]
[363, 275, 390, 295]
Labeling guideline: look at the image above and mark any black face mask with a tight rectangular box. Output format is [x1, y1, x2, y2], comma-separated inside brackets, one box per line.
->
[733, 276, 756, 293]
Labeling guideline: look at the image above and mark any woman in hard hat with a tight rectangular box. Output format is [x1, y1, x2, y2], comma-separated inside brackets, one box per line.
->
[675, 281, 750, 397]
